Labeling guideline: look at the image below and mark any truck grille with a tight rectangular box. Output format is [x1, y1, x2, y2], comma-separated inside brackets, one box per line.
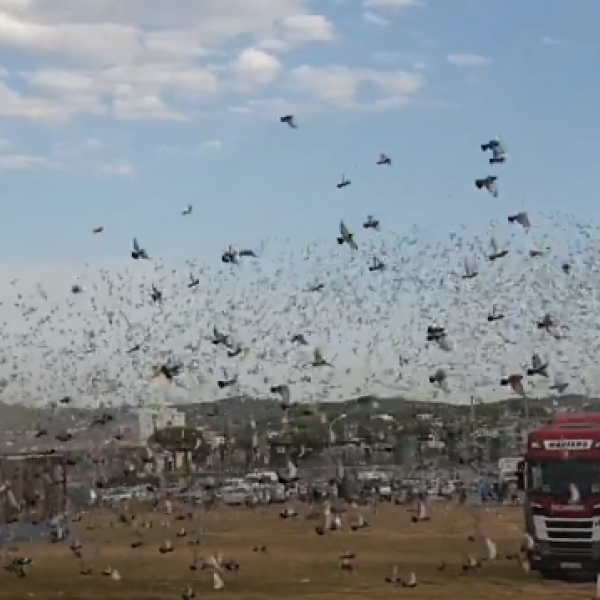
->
[534, 516, 598, 556]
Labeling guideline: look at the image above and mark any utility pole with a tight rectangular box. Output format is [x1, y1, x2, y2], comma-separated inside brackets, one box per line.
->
[470, 395, 476, 449]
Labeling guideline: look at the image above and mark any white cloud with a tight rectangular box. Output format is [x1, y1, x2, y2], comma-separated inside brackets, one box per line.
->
[0, 0, 340, 124]
[279, 14, 335, 43]
[447, 53, 491, 68]
[97, 162, 134, 177]
[81, 137, 105, 152]
[0, 154, 59, 169]
[290, 65, 423, 109]
[198, 140, 223, 152]
[233, 47, 282, 87]
[362, 0, 420, 8]
[363, 11, 390, 26]
[112, 94, 186, 121]
[542, 36, 564, 46]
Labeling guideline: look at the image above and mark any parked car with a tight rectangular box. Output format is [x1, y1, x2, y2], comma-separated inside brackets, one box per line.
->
[220, 485, 255, 506]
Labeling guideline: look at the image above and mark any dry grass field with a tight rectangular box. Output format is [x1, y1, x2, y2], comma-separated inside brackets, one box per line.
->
[0, 502, 596, 600]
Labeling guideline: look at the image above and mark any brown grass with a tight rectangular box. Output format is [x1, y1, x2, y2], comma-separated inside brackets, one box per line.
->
[0, 502, 595, 600]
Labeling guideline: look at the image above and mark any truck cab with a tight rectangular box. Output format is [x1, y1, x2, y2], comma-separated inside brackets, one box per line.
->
[520, 413, 600, 576]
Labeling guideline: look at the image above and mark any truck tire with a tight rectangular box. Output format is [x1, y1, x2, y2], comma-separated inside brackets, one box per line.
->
[539, 570, 561, 581]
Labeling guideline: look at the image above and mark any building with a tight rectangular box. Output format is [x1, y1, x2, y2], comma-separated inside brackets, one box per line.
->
[135, 406, 186, 445]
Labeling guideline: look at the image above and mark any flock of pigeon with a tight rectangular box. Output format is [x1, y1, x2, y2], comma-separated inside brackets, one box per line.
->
[2, 121, 600, 411]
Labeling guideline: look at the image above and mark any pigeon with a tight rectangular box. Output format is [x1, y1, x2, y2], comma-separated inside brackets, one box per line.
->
[368, 257, 385, 272]
[337, 221, 358, 250]
[475, 176, 498, 197]
[481, 137, 507, 164]
[337, 174, 351, 189]
[291, 333, 308, 345]
[363, 215, 380, 230]
[238, 249, 259, 258]
[429, 368, 449, 392]
[217, 369, 238, 389]
[212, 326, 229, 346]
[463, 256, 478, 279]
[487, 305, 504, 322]
[280, 115, 297, 128]
[311, 348, 333, 367]
[306, 283, 324, 292]
[153, 363, 183, 381]
[150, 285, 163, 303]
[221, 246, 238, 264]
[426, 323, 446, 342]
[376, 152, 391, 165]
[500, 374, 525, 396]
[488, 233, 508, 261]
[550, 377, 569, 393]
[270, 384, 291, 407]
[508, 212, 530, 228]
[131, 238, 149, 259]
[527, 353, 548, 377]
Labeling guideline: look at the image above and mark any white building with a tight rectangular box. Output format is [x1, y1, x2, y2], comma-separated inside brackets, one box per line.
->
[136, 406, 186, 445]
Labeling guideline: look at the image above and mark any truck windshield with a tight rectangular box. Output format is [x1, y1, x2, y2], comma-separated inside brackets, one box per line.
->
[528, 459, 600, 496]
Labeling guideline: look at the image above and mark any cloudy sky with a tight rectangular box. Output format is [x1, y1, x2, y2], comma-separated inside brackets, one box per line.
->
[0, 0, 598, 406]
[0, 0, 597, 267]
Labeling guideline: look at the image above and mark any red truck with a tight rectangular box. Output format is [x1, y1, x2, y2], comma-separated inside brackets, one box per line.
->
[520, 412, 600, 576]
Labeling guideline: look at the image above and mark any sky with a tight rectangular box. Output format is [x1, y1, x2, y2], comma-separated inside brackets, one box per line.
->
[0, 0, 598, 266]
[0, 0, 599, 407]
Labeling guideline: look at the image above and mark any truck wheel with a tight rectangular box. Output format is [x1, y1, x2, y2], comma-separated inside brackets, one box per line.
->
[539, 570, 558, 580]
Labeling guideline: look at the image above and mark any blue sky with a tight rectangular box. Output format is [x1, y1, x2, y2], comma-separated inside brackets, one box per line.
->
[0, 0, 598, 265]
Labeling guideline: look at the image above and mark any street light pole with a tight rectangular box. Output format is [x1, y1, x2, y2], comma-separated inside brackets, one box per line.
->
[327, 414, 347, 468]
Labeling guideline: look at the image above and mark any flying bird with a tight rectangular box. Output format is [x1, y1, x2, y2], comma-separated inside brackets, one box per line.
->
[369, 257, 385, 272]
[150, 285, 163, 303]
[217, 369, 238, 389]
[487, 305, 505, 322]
[131, 238, 149, 260]
[182, 204, 192, 216]
[429, 368, 449, 392]
[527, 353, 548, 377]
[363, 215, 380, 230]
[500, 374, 525, 396]
[463, 256, 478, 279]
[376, 152, 391, 166]
[475, 176, 498, 197]
[311, 348, 333, 367]
[222, 246, 238, 264]
[337, 221, 358, 250]
[488, 233, 508, 261]
[280, 115, 297, 128]
[481, 137, 507, 164]
[337, 175, 351, 189]
[508, 212, 530, 228]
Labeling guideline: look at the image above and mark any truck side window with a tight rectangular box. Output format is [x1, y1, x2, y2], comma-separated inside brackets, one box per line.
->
[528, 463, 543, 489]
